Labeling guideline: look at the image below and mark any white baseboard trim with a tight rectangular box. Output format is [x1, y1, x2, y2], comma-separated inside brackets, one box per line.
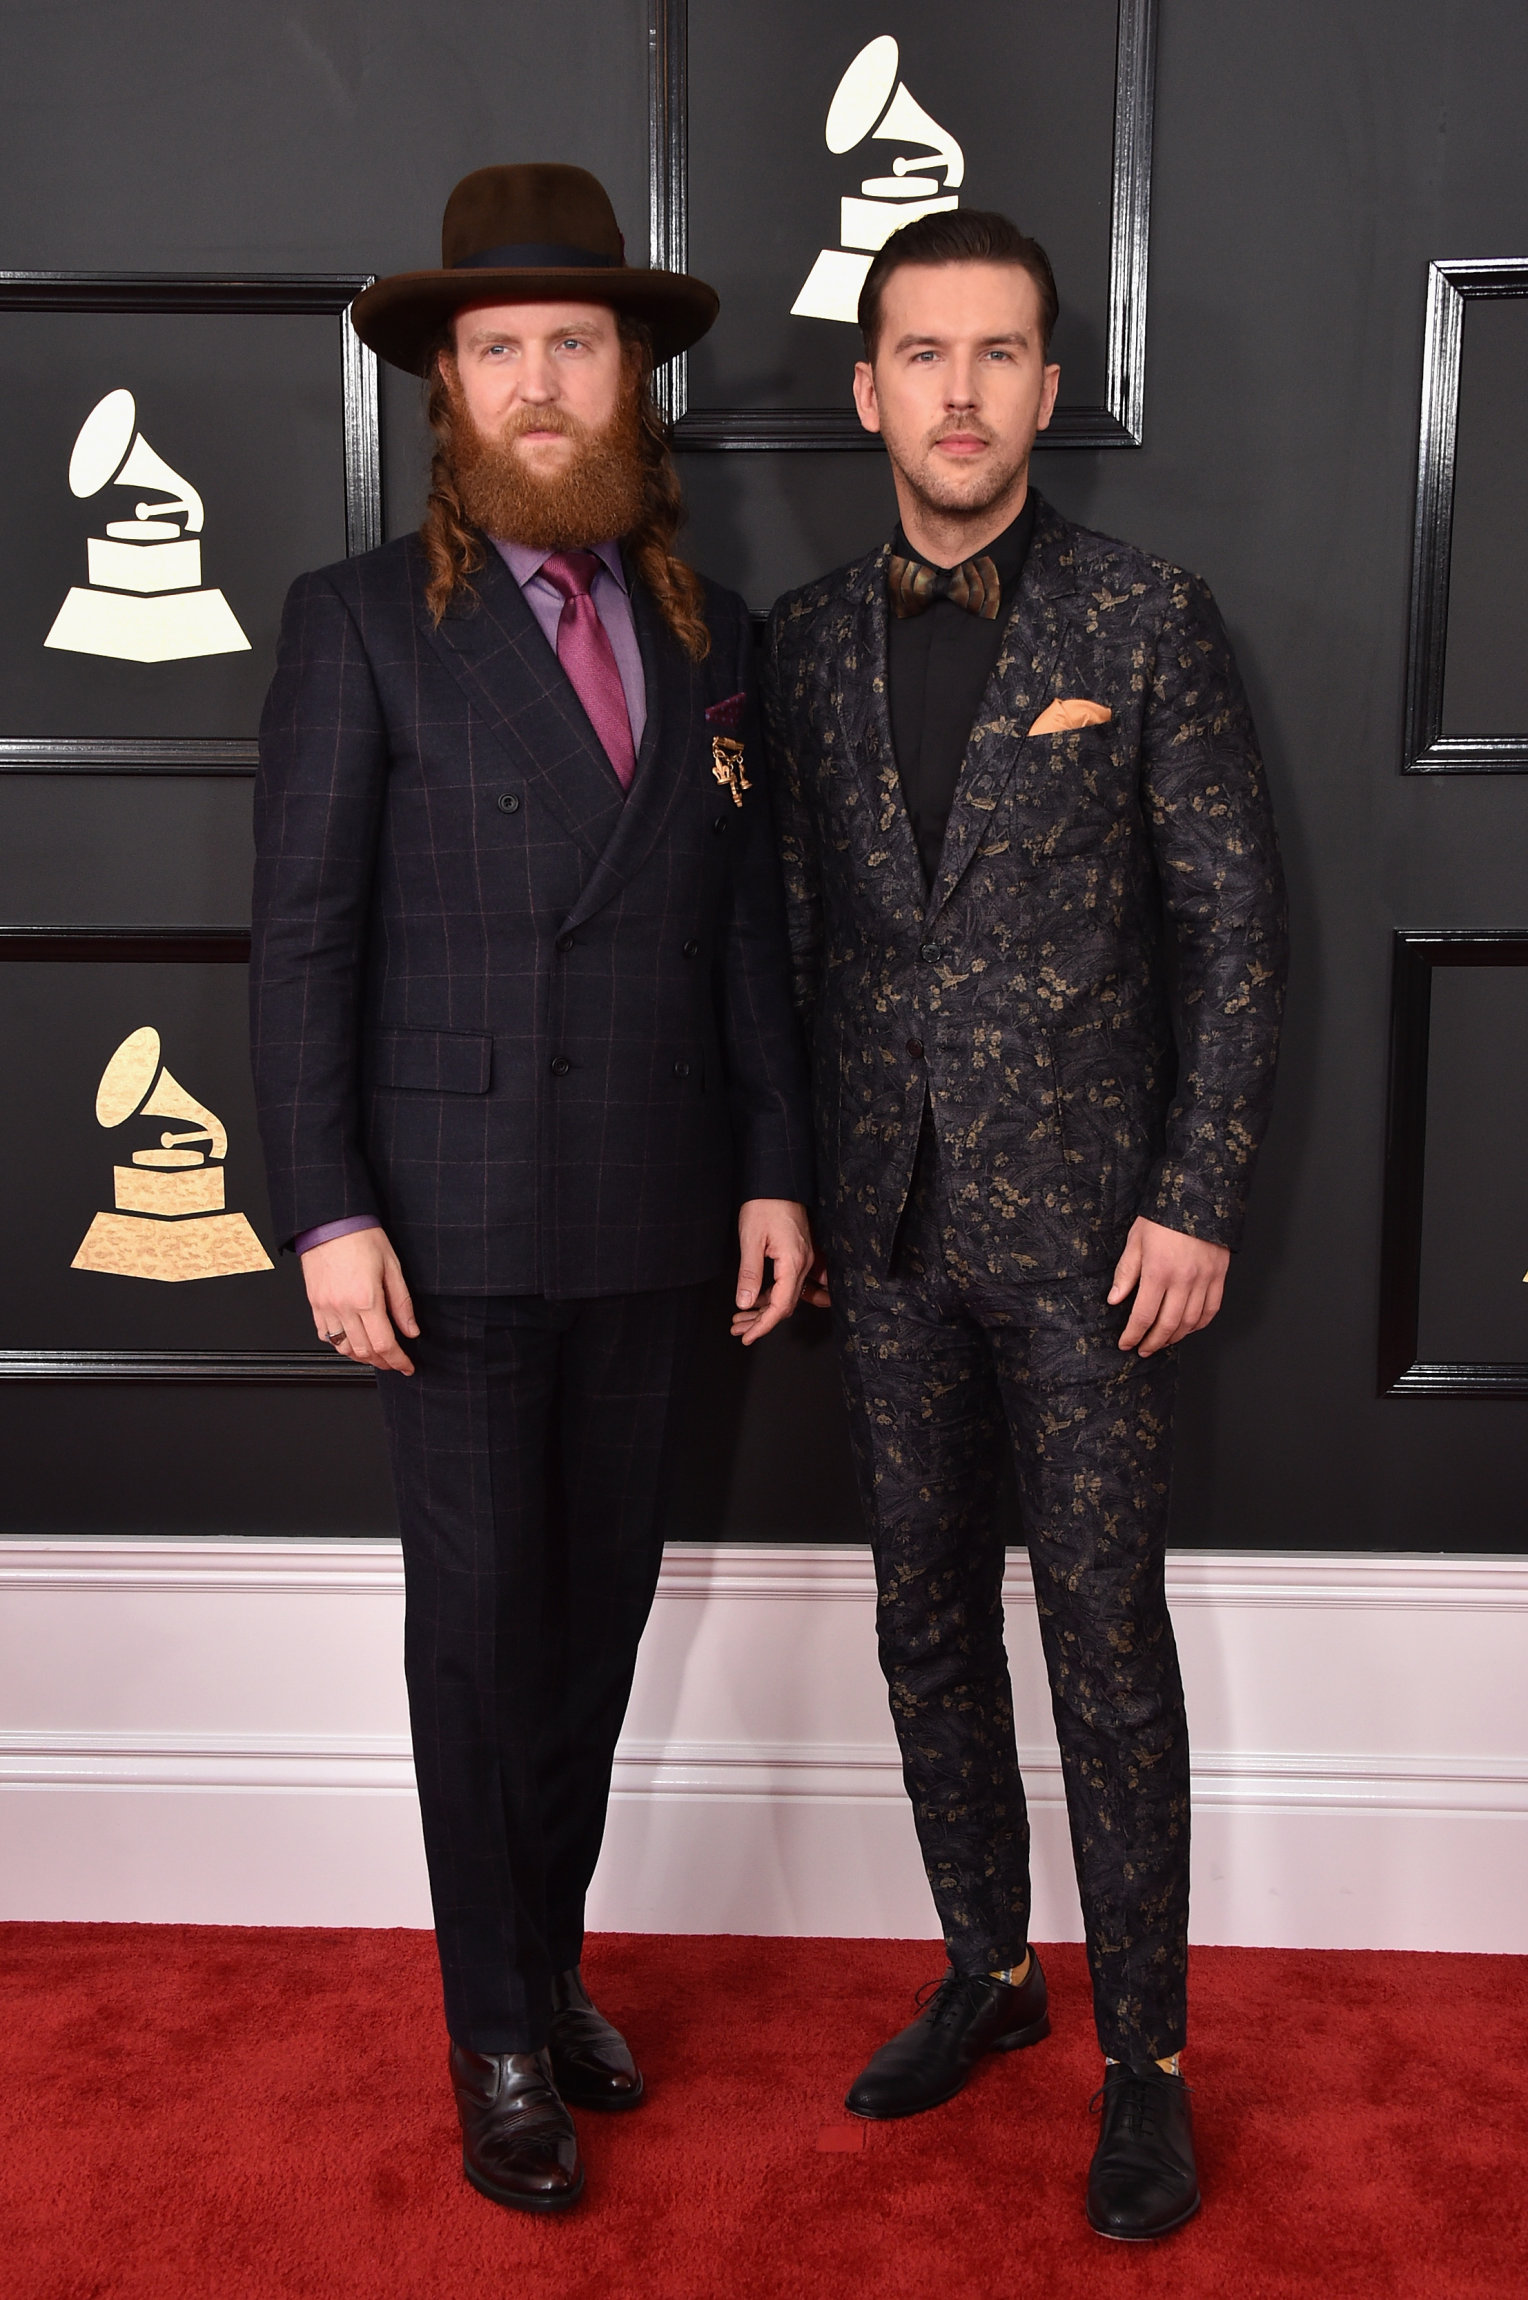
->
[2, 1539, 1526, 1947]
[4, 1731, 1526, 1821]
[6, 1536, 1527, 1608]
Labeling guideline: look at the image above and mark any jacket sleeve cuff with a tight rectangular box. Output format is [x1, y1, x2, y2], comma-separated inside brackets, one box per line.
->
[736, 1143, 816, 1209]
[1141, 1164, 1243, 1250]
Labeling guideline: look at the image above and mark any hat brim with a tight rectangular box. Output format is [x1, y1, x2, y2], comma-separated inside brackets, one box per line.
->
[350, 265, 719, 375]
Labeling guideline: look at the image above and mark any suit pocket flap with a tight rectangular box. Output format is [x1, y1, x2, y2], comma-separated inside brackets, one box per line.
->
[369, 1029, 492, 1094]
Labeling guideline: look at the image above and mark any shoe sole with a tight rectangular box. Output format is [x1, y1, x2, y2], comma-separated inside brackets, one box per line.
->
[463, 2154, 586, 2214]
[553, 2074, 646, 2112]
[845, 2011, 1052, 2120]
[1087, 2189, 1201, 2242]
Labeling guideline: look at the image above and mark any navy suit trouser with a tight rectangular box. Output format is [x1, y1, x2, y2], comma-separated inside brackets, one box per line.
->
[376, 1285, 704, 2054]
[831, 1130, 1191, 2062]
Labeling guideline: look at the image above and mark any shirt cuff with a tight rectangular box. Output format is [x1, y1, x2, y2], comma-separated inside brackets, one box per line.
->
[292, 1215, 383, 1256]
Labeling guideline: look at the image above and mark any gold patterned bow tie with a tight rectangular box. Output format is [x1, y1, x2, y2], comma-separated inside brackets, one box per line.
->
[888, 550, 1002, 620]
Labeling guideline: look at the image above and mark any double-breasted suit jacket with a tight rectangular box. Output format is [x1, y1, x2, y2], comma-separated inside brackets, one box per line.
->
[762, 494, 1287, 1285]
[252, 533, 813, 1298]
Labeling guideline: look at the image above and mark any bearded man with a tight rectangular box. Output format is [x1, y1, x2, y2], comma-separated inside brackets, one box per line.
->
[763, 211, 1286, 2240]
[250, 165, 814, 2216]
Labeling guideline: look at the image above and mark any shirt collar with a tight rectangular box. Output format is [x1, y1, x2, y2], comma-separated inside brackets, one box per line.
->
[496, 536, 628, 592]
[891, 491, 1036, 584]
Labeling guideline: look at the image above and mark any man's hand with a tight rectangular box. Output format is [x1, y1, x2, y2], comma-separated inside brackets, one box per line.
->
[730, 1199, 815, 1345]
[301, 1227, 419, 1375]
[800, 1248, 831, 1311]
[1108, 1216, 1230, 1357]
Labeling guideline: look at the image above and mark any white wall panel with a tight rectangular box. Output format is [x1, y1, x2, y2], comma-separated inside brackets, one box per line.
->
[1, 1540, 1524, 1949]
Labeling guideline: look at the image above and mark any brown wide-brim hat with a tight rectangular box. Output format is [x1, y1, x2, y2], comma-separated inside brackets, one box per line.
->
[350, 163, 719, 375]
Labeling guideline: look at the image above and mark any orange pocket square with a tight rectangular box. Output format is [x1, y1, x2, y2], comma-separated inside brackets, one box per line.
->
[1028, 697, 1113, 735]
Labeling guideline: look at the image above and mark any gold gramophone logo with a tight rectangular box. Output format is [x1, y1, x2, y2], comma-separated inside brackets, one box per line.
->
[44, 388, 251, 664]
[71, 1026, 273, 1283]
[792, 35, 966, 324]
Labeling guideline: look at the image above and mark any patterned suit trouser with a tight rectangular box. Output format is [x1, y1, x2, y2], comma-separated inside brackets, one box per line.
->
[832, 1131, 1190, 2061]
[375, 1286, 704, 2056]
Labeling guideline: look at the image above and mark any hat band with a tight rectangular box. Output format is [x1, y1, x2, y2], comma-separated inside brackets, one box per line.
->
[452, 241, 619, 271]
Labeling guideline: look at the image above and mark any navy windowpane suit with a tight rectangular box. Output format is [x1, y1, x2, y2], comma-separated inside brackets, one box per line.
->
[251, 534, 813, 2050]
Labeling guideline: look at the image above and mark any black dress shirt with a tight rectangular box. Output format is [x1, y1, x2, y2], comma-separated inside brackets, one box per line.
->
[887, 495, 1036, 887]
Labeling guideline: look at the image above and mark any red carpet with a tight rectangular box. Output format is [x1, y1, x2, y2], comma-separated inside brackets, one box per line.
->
[3, 1926, 1525, 2299]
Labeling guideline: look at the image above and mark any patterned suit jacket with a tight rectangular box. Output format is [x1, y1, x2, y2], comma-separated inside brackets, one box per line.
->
[251, 533, 813, 1297]
[762, 494, 1287, 1284]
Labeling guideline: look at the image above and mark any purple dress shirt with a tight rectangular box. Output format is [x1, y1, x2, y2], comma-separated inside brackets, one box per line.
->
[292, 535, 644, 1258]
[497, 536, 646, 749]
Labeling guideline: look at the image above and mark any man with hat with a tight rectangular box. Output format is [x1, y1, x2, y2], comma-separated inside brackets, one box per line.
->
[250, 164, 814, 2215]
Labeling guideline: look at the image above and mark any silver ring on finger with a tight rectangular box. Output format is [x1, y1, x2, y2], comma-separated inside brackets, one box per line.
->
[324, 1330, 346, 1344]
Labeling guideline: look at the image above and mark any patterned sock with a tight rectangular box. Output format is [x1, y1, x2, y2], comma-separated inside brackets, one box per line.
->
[1105, 2053, 1182, 2076]
[989, 1953, 1031, 1987]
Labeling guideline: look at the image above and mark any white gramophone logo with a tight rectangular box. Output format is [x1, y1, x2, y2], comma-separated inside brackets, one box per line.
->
[44, 389, 250, 664]
[72, 1026, 272, 1283]
[792, 35, 965, 324]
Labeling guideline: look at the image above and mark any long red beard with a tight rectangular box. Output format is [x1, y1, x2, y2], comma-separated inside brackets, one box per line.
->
[445, 372, 647, 550]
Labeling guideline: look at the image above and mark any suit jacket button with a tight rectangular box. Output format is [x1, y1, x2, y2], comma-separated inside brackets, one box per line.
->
[550, 1055, 571, 1077]
[682, 938, 699, 958]
[673, 1060, 691, 1079]
[906, 1038, 925, 1059]
[555, 933, 575, 954]
[497, 792, 521, 813]
[919, 941, 941, 962]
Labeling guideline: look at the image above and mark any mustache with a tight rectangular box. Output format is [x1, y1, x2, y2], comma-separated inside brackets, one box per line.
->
[497, 404, 584, 443]
[928, 418, 996, 447]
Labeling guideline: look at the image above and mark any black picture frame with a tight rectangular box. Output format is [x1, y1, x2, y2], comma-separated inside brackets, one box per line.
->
[0, 926, 366, 1383]
[647, 0, 1156, 450]
[1403, 259, 1528, 774]
[0, 273, 379, 777]
[1378, 930, 1528, 1395]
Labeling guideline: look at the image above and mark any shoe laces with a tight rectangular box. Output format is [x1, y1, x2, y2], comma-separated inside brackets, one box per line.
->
[1088, 2064, 1191, 2135]
[915, 1971, 996, 2028]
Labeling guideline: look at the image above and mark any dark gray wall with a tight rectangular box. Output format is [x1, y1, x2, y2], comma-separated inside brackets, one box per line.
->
[1, 0, 1524, 1546]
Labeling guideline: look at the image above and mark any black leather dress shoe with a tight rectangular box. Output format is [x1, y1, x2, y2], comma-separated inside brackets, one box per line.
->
[449, 2043, 583, 2214]
[548, 1965, 644, 2109]
[1086, 2059, 1200, 2239]
[845, 1954, 1050, 2119]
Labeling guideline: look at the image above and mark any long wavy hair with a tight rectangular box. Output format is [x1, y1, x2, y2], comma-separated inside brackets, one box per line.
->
[420, 318, 709, 661]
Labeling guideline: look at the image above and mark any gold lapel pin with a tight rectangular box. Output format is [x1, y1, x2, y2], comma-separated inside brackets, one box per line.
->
[711, 734, 751, 807]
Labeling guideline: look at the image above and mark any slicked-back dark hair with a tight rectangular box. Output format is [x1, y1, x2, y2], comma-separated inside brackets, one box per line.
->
[857, 208, 1059, 361]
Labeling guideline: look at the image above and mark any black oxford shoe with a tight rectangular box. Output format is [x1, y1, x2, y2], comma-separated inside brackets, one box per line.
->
[845, 1954, 1050, 2119]
[1086, 2059, 1200, 2240]
[548, 1965, 645, 2109]
[449, 2043, 583, 2214]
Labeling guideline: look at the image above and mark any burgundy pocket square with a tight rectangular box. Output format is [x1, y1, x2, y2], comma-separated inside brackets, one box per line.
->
[705, 690, 747, 732]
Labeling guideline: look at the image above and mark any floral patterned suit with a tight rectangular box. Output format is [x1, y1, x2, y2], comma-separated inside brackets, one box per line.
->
[763, 494, 1286, 2059]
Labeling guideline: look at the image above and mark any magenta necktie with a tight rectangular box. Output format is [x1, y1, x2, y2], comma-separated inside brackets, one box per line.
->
[538, 550, 637, 791]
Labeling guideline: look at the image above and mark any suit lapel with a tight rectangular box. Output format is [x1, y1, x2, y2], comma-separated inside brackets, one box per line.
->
[834, 547, 927, 904]
[425, 541, 627, 861]
[926, 498, 1078, 923]
[562, 580, 695, 932]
